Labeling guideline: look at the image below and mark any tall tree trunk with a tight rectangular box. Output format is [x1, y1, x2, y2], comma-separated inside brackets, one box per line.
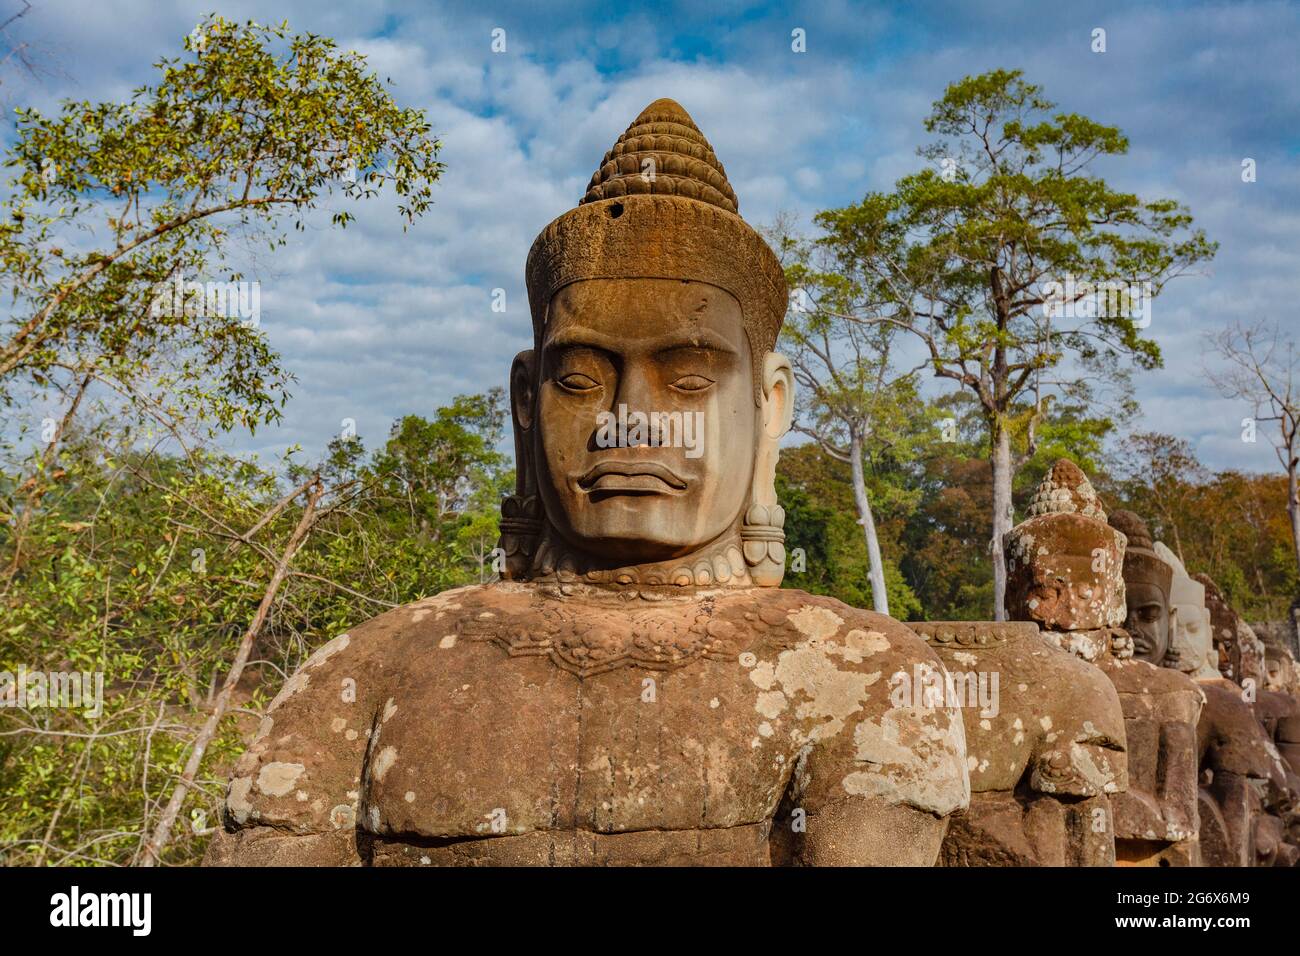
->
[850, 430, 890, 615]
[990, 420, 1013, 621]
[1286, 458, 1300, 661]
[1288, 459, 1300, 590]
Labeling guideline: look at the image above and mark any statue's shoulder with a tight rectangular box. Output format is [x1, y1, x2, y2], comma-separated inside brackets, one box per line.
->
[707, 589, 969, 817]
[1105, 655, 1203, 698]
[1199, 677, 1264, 729]
[355, 582, 534, 643]
[900, 620, 1126, 798]
[1198, 680, 1288, 782]
[1255, 688, 1298, 721]
[914, 620, 1123, 718]
[218, 584, 502, 835]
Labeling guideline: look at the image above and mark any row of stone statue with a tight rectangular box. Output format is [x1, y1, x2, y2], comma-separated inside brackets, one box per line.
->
[203, 98, 1298, 866]
[928, 457, 1300, 866]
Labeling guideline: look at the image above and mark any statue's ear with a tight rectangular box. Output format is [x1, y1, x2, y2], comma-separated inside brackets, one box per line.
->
[743, 351, 794, 587]
[761, 351, 794, 440]
[500, 349, 542, 579]
[510, 349, 536, 432]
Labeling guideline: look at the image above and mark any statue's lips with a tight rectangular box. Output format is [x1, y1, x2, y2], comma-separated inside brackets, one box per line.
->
[578, 461, 687, 493]
[1131, 633, 1155, 656]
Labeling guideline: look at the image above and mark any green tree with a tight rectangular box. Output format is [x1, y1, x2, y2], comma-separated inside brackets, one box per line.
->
[777, 226, 936, 615]
[368, 388, 509, 545]
[0, 15, 451, 867]
[0, 391, 510, 866]
[778, 443, 922, 619]
[810, 69, 1215, 618]
[898, 390, 1115, 620]
[0, 14, 444, 575]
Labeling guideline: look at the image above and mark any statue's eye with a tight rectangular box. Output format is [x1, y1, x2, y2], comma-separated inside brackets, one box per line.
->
[671, 374, 714, 392]
[558, 372, 600, 392]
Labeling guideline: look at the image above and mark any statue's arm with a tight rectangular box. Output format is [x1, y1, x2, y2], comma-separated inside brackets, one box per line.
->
[792, 794, 951, 866]
[204, 823, 361, 866]
[200, 629, 380, 867]
[789, 672, 970, 865]
[1026, 663, 1128, 798]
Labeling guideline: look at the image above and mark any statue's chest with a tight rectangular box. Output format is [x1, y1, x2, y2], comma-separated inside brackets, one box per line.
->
[362, 642, 796, 840]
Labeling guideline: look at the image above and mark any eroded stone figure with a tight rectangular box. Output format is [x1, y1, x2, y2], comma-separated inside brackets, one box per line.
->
[1260, 643, 1300, 861]
[1182, 574, 1296, 865]
[1153, 542, 1219, 681]
[913, 460, 1129, 866]
[204, 99, 969, 867]
[1090, 509, 1204, 865]
[1199, 572, 1267, 689]
[909, 619, 1125, 867]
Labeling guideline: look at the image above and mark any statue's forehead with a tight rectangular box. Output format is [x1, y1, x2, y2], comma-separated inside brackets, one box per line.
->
[1126, 581, 1167, 604]
[545, 278, 747, 349]
[1038, 552, 1099, 571]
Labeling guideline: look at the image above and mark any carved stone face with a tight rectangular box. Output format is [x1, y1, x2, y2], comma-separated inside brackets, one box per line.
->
[1149, 543, 1218, 678]
[529, 278, 757, 564]
[1263, 649, 1296, 693]
[1125, 580, 1170, 663]
[1003, 514, 1126, 631]
[1166, 603, 1214, 676]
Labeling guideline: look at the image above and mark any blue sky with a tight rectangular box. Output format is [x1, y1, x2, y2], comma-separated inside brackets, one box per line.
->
[4, 0, 1298, 473]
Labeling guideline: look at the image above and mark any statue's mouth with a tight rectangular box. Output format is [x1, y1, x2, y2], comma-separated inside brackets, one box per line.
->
[578, 460, 687, 494]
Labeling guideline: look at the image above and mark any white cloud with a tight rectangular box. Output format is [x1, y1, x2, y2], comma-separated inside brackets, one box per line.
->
[5, 0, 1296, 476]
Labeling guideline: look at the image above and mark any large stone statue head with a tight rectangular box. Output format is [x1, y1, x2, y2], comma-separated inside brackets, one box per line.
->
[1107, 510, 1174, 664]
[1003, 459, 1127, 631]
[1151, 541, 1220, 680]
[1263, 643, 1298, 695]
[499, 99, 793, 587]
[1196, 573, 1267, 689]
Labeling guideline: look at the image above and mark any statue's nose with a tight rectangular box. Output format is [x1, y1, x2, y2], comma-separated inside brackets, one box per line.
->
[613, 365, 655, 439]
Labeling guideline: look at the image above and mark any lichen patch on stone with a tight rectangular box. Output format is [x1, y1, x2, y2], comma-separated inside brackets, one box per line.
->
[787, 605, 844, 642]
[256, 761, 305, 798]
[227, 776, 254, 824]
[842, 705, 969, 815]
[373, 745, 398, 782]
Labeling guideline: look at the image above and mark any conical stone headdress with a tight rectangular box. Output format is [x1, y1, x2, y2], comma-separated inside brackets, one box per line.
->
[525, 98, 788, 398]
[1023, 458, 1109, 521]
[1108, 509, 1173, 597]
[1003, 459, 1128, 629]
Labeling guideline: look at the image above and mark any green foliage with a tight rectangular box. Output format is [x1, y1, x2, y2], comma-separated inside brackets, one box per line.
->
[797, 68, 1216, 617]
[779, 417, 1298, 625]
[807, 67, 1214, 482]
[778, 444, 922, 619]
[0, 14, 443, 430]
[0, 392, 507, 866]
[0, 15, 451, 868]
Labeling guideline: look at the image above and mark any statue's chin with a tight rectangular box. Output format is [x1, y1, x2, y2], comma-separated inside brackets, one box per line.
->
[544, 490, 739, 568]
[1130, 637, 1156, 661]
[554, 529, 713, 567]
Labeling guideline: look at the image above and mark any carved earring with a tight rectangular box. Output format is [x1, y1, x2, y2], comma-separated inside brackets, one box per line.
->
[500, 349, 542, 580]
[744, 352, 793, 587]
[742, 503, 785, 587]
[499, 495, 542, 580]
